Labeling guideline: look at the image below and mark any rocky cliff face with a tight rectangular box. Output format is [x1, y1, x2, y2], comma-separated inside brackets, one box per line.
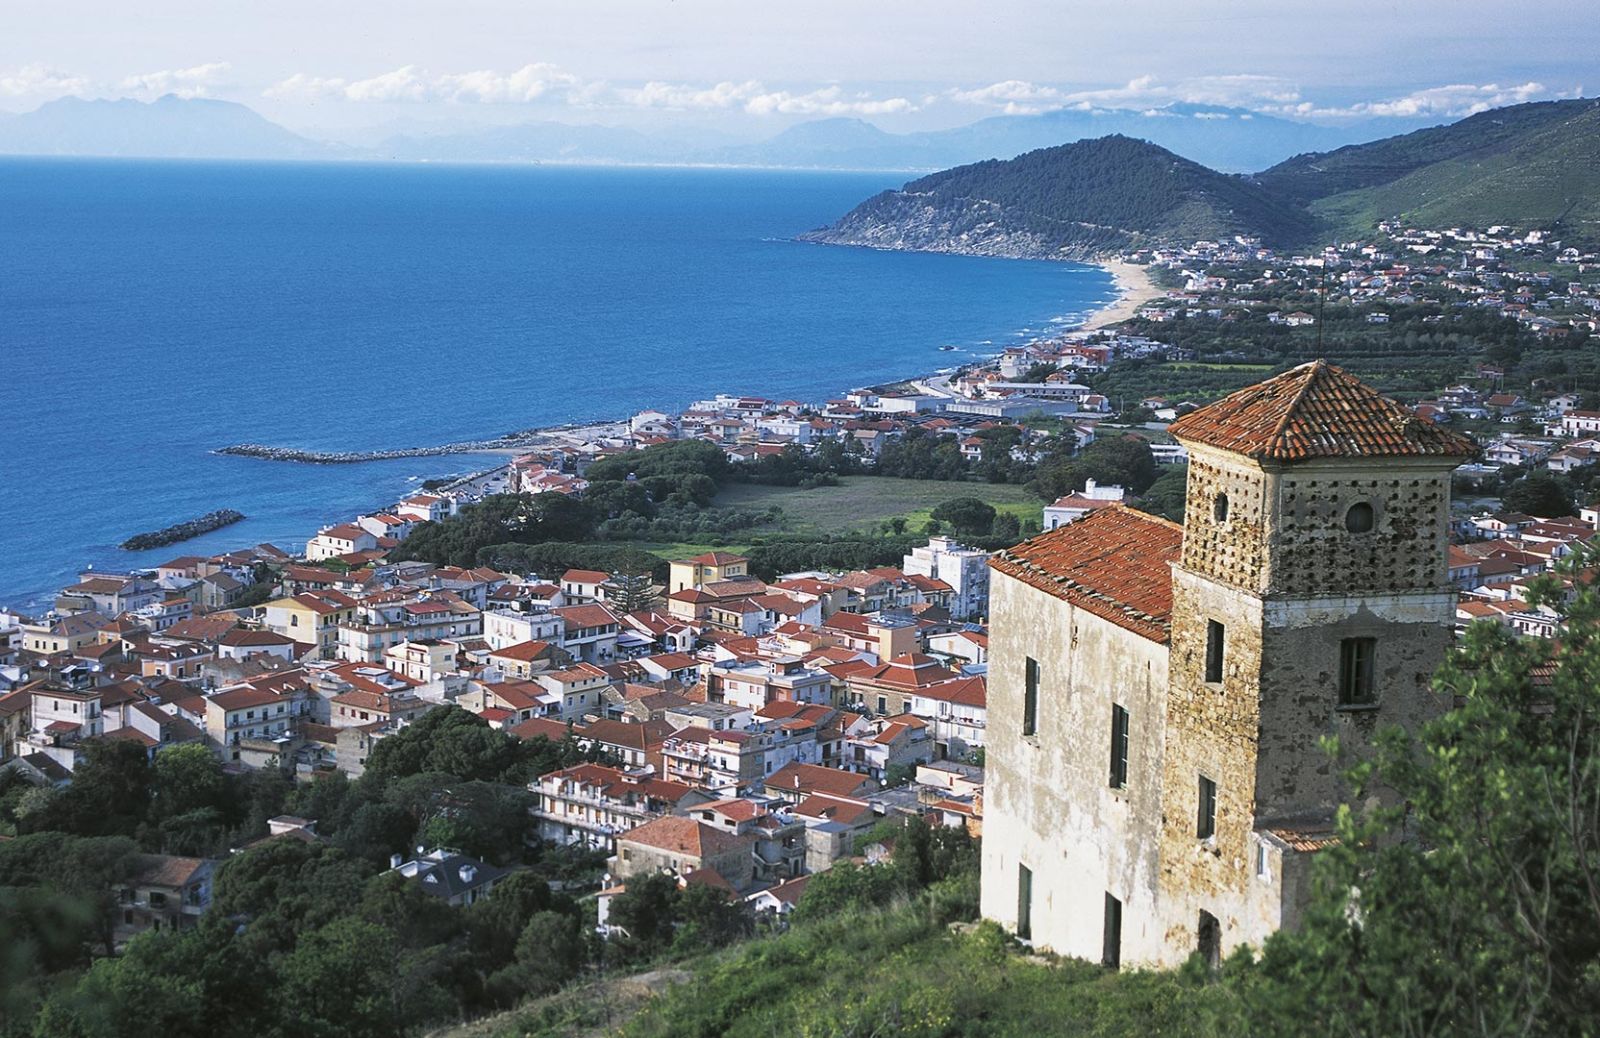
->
[799, 189, 1141, 260]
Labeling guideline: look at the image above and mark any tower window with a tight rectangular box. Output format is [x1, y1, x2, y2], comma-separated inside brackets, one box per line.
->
[1109, 704, 1130, 788]
[1197, 775, 1217, 839]
[1103, 892, 1123, 969]
[1345, 502, 1375, 533]
[1213, 492, 1229, 522]
[1022, 657, 1039, 737]
[1204, 621, 1225, 684]
[1017, 864, 1033, 940]
[1197, 910, 1221, 969]
[1338, 637, 1377, 705]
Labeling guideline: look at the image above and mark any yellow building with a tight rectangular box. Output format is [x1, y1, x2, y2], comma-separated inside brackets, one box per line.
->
[262, 591, 357, 660]
[668, 551, 749, 594]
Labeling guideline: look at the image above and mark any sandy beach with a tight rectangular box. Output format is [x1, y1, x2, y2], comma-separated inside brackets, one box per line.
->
[1080, 258, 1164, 330]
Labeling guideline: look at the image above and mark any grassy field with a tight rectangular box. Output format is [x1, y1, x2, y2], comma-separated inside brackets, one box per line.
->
[633, 476, 1043, 563]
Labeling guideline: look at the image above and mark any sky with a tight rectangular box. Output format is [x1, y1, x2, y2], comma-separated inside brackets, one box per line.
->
[2, 0, 1594, 140]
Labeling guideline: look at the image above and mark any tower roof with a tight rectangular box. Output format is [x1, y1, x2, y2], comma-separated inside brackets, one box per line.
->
[1166, 360, 1476, 462]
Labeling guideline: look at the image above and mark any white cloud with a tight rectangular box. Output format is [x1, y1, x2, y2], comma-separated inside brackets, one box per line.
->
[118, 61, 230, 99]
[948, 74, 1304, 115]
[1276, 81, 1567, 119]
[438, 64, 578, 104]
[615, 79, 764, 110]
[265, 63, 581, 104]
[261, 73, 348, 102]
[0, 63, 92, 100]
[742, 86, 914, 116]
[272, 67, 917, 116]
[949, 74, 1575, 122]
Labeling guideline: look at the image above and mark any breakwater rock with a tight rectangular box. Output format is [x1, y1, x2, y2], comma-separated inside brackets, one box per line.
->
[122, 509, 245, 550]
[216, 441, 515, 464]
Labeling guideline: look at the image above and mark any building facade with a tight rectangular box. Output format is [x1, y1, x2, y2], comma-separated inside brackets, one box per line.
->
[979, 362, 1474, 968]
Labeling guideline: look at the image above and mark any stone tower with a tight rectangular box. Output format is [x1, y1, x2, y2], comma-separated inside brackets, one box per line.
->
[1157, 360, 1476, 961]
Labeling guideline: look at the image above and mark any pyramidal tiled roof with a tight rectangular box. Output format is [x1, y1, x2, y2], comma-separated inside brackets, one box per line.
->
[1167, 360, 1476, 461]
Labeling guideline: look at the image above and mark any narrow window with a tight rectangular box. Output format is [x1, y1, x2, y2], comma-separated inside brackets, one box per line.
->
[1213, 492, 1229, 522]
[1204, 621, 1225, 684]
[1017, 864, 1033, 940]
[1338, 637, 1376, 705]
[1197, 775, 1217, 839]
[1022, 657, 1040, 737]
[1197, 910, 1221, 969]
[1109, 704, 1130, 788]
[1255, 841, 1272, 882]
[1102, 892, 1123, 969]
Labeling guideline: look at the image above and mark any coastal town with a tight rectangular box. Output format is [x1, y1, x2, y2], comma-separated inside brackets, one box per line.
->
[5, 215, 1600, 1028]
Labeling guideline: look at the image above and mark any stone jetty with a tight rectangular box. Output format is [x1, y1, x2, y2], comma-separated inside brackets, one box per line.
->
[121, 509, 246, 551]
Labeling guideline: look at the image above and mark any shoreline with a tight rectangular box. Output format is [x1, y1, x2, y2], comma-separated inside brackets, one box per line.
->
[1080, 259, 1161, 330]
[215, 257, 1164, 466]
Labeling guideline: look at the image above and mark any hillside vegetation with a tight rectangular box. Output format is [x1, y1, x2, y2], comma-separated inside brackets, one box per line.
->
[1302, 101, 1600, 239]
[801, 135, 1314, 258]
[806, 98, 1600, 255]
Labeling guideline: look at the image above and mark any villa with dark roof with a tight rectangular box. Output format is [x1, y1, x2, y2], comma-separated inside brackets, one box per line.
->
[980, 362, 1476, 970]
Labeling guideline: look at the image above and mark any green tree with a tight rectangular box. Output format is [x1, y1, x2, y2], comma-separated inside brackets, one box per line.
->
[277, 918, 405, 1038]
[1138, 465, 1189, 522]
[989, 512, 1022, 539]
[601, 571, 658, 614]
[930, 497, 998, 537]
[512, 911, 585, 995]
[1502, 472, 1575, 517]
[362, 707, 523, 784]
[27, 739, 152, 839]
[675, 884, 754, 952]
[608, 872, 680, 960]
[210, 840, 369, 957]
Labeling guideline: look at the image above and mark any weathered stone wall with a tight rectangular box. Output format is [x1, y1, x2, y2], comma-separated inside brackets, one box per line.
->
[1266, 459, 1456, 595]
[1158, 566, 1265, 963]
[1159, 452, 1460, 961]
[979, 570, 1172, 965]
[1255, 593, 1455, 818]
[1179, 449, 1270, 591]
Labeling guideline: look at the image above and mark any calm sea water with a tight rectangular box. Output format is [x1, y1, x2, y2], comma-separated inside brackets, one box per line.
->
[0, 159, 1112, 609]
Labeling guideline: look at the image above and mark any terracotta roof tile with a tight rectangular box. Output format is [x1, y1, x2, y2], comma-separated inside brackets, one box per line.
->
[989, 506, 1181, 644]
[1167, 360, 1476, 461]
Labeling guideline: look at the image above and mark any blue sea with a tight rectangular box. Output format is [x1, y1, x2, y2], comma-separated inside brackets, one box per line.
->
[0, 159, 1113, 609]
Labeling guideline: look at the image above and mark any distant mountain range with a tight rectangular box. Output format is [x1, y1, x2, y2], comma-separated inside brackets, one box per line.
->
[802, 99, 1600, 257]
[0, 94, 1441, 173]
[0, 95, 334, 160]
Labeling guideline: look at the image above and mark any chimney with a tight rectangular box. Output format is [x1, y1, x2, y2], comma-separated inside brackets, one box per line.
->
[389, 853, 403, 869]
[459, 864, 477, 885]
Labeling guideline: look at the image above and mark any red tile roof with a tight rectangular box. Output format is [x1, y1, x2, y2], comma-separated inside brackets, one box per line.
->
[620, 816, 751, 858]
[989, 506, 1181, 644]
[1167, 360, 1476, 461]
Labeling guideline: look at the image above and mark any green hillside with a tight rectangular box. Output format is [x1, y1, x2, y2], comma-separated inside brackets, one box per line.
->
[1253, 99, 1594, 206]
[1305, 101, 1600, 238]
[806, 99, 1600, 254]
[800, 135, 1314, 258]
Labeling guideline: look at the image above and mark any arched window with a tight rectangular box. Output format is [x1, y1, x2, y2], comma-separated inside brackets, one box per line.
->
[1213, 493, 1230, 522]
[1345, 502, 1375, 533]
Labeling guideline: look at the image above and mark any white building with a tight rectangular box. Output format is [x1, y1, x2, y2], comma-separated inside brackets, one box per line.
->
[1043, 480, 1126, 530]
[903, 537, 992, 620]
[482, 609, 564, 651]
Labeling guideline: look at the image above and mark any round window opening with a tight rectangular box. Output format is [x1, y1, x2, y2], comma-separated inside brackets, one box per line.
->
[1345, 502, 1375, 533]
[1213, 493, 1230, 522]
